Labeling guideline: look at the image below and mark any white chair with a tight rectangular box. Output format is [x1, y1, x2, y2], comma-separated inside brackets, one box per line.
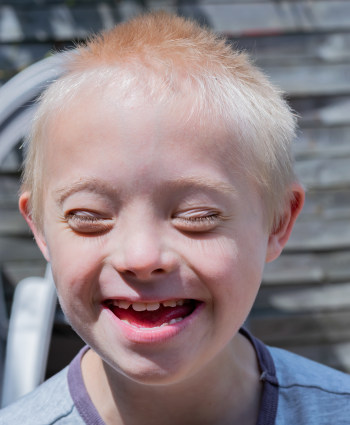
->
[0, 265, 57, 408]
[0, 272, 8, 403]
[0, 56, 64, 407]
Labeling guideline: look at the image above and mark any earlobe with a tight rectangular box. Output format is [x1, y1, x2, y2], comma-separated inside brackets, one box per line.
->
[18, 192, 50, 262]
[266, 183, 305, 263]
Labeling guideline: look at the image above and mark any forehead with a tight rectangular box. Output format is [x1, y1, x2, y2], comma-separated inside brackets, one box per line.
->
[43, 82, 240, 177]
[40, 82, 265, 224]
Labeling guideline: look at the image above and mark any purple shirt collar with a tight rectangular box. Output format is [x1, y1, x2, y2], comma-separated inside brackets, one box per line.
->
[68, 329, 278, 425]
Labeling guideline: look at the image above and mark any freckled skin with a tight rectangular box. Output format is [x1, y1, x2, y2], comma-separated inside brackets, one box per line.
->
[19, 86, 304, 424]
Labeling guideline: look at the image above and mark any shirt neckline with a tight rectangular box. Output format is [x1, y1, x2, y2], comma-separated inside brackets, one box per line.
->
[68, 346, 106, 425]
[240, 328, 279, 425]
[68, 329, 279, 425]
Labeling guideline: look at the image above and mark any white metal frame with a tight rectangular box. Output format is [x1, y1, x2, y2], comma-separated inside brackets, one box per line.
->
[0, 53, 65, 165]
[0, 266, 57, 408]
[0, 55, 64, 407]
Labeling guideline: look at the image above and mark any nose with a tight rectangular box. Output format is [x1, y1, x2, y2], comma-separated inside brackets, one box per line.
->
[111, 217, 178, 281]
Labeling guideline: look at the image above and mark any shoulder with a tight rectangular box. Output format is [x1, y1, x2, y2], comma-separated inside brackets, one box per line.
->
[269, 346, 350, 392]
[0, 367, 84, 425]
[268, 346, 350, 425]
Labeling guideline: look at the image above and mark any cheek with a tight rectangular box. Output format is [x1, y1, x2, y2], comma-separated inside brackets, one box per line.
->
[47, 233, 106, 313]
[186, 232, 266, 311]
[187, 230, 267, 281]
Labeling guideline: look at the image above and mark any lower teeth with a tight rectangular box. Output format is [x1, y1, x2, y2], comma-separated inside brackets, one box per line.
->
[169, 317, 183, 325]
[121, 317, 184, 329]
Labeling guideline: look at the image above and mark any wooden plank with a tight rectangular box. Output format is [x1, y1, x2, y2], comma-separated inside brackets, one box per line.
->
[287, 219, 350, 251]
[0, 236, 43, 262]
[264, 63, 350, 97]
[254, 282, 350, 313]
[0, 174, 20, 206]
[1, 1, 343, 6]
[0, 146, 24, 172]
[299, 189, 350, 222]
[263, 251, 350, 286]
[282, 341, 350, 373]
[46, 322, 84, 378]
[4, 0, 344, 4]
[249, 310, 350, 346]
[233, 322, 350, 374]
[2, 2, 350, 42]
[3, 261, 46, 286]
[263, 254, 326, 286]
[290, 95, 350, 126]
[294, 157, 350, 189]
[6, 0, 117, 3]
[234, 32, 350, 66]
[199, 2, 350, 35]
[294, 126, 350, 159]
[0, 3, 123, 42]
[306, 99, 350, 127]
[0, 209, 28, 235]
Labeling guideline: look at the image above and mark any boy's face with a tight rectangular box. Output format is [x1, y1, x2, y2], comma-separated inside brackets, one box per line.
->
[23, 86, 286, 384]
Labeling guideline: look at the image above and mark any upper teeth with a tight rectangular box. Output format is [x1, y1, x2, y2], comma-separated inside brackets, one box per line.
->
[111, 300, 186, 311]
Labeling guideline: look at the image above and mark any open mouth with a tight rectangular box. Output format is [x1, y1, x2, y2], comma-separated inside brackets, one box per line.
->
[104, 299, 201, 329]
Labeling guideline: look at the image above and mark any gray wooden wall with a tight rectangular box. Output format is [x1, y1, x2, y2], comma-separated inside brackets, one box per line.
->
[1, 0, 350, 374]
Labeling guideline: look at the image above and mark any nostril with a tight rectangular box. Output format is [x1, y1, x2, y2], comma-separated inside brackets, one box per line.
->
[121, 268, 165, 279]
[123, 270, 136, 278]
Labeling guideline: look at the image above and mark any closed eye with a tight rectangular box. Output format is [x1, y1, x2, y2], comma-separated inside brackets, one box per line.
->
[65, 210, 114, 234]
[172, 209, 224, 232]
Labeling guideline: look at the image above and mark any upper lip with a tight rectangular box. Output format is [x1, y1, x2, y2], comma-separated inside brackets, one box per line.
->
[106, 299, 188, 308]
[102, 296, 200, 303]
[103, 298, 196, 304]
[102, 298, 203, 310]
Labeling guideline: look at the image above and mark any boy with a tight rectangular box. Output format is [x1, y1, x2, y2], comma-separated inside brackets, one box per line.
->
[1, 11, 350, 425]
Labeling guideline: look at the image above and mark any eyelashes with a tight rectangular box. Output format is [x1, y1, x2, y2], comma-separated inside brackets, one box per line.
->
[172, 209, 224, 232]
[64, 208, 226, 235]
[65, 211, 114, 234]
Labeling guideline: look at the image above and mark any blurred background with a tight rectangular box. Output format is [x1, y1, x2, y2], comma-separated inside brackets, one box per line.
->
[1, 0, 350, 383]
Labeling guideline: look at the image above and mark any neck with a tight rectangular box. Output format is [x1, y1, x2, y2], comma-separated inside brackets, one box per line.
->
[82, 333, 262, 425]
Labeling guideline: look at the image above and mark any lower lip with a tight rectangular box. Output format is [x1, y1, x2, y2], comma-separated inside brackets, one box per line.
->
[102, 302, 205, 344]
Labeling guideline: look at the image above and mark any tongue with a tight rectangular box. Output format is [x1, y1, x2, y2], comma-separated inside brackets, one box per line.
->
[111, 303, 195, 328]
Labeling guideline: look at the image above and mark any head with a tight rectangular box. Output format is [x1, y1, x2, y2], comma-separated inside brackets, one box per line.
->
[19, 12, 304, 385]
[22, 11, 298, 233]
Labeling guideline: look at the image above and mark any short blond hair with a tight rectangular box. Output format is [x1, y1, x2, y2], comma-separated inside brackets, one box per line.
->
[22, 11, 297, 231]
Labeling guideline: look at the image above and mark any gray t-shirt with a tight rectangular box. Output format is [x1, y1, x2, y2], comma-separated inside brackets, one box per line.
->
[1, 329, 350, 424]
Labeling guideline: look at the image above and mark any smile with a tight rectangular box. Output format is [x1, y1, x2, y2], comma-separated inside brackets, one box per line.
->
[104, 299, 201, 329]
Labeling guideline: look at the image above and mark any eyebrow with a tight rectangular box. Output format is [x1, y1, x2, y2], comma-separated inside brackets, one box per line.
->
[54, 175, 237, 206]
[54, 178, 118, 207]
[171, 176, 237, 196]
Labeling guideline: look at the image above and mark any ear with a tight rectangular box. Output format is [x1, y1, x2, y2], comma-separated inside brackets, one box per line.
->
[19, 192, 51, 262]
[266, 183, 305, 263]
